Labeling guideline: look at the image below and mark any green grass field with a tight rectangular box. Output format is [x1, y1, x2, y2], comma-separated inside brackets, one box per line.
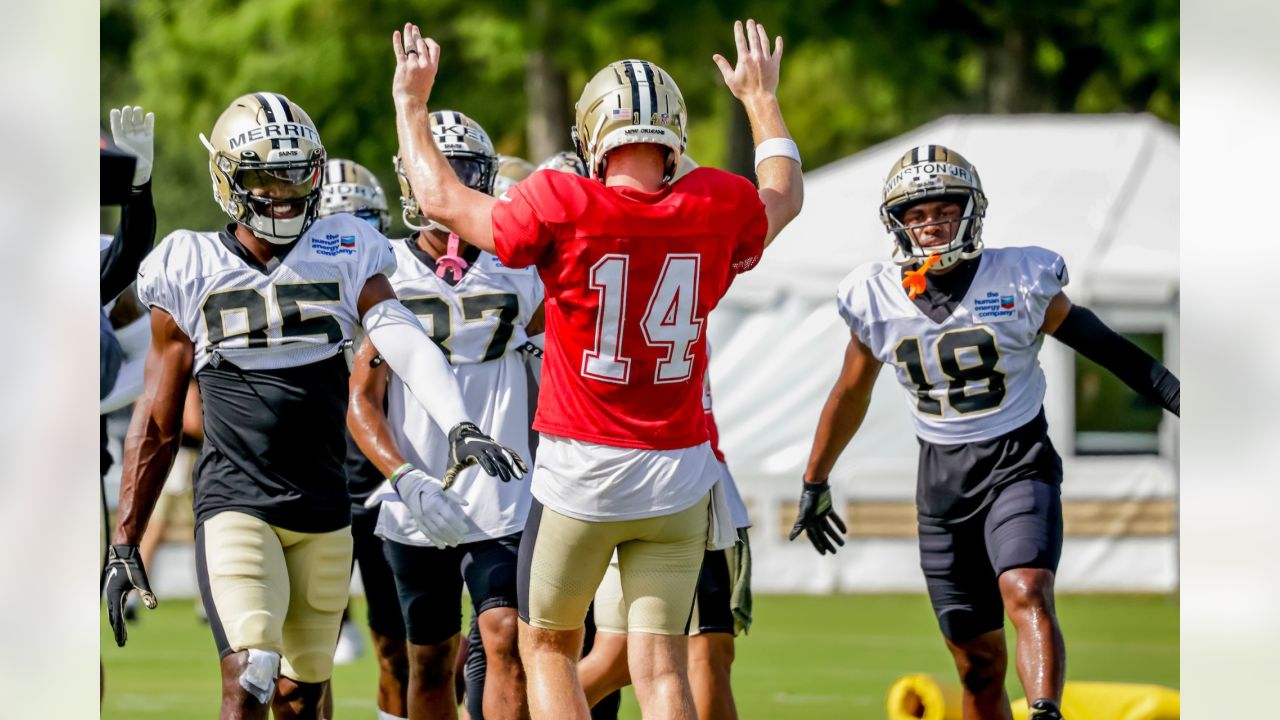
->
[101, 594, 1177, 719]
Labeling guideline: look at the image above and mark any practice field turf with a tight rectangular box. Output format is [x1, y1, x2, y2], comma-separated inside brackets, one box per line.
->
[101, 593, 1177, 718]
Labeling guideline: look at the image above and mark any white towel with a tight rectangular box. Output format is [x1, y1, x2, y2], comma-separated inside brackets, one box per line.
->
[706, 475, 737, 550]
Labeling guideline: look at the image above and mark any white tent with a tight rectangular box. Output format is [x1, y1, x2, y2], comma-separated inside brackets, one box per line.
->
[707, 114, 1180, 593]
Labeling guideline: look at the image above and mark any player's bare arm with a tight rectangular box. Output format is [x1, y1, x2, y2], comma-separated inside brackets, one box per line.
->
[713, 19, 803, 247]
[1041, 291, 1180, 415]
[347, 338, 403, 479]
[392, 23, 497, 254]
[114, 307, 194, 546]
[790, 331, 882, 555]
[106, 307, 193, 646]
[803, 331, 884, 484]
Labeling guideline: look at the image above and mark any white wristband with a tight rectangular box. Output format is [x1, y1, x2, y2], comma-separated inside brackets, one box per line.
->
[754, 137, 801, 168]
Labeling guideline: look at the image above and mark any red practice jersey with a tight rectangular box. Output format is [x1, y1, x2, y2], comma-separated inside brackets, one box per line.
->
[493, 167, 767, 450]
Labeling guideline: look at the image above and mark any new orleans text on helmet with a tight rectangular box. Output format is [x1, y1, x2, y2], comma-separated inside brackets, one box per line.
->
[883, 162, 973, 192]
[227, 122, 321, 150]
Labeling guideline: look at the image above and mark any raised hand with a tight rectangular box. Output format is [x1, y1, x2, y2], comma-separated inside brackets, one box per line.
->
[392, 22, 442, 107]
[109, 105, 155, 186]
[712, 19, 784, 102]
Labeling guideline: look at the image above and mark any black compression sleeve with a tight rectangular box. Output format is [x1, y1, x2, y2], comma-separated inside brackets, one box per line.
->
[100, 181, 157, 305]
[1050, 304, 1180, 416]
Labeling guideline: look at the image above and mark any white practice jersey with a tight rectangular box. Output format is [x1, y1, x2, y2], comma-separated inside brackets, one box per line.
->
[135, 215, 395, 373]
[376, 241, 544, 545]
[837, 246, 1068, 444]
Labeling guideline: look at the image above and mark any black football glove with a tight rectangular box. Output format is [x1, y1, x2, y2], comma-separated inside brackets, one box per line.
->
[103, 544, 157, 647]
[787, 481, 847, 555]
[446, 422, 528, 485]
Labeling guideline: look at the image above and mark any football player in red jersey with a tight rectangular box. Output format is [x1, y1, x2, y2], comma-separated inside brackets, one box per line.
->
[391, 19, 802, 720]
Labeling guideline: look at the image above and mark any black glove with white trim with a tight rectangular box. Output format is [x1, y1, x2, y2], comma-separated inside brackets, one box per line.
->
[103, 544, 157, 647]
[788, 481, 848, 555]
[446, 422, 528, 485]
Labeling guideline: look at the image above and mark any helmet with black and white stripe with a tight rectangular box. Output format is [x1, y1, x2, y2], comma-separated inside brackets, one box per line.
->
[572, 59, 686, 182]
[879, 145, 988, 271]
[200, 92, 326, 245]
[319, 158, 390, 234]
[394, 109, 497, 232]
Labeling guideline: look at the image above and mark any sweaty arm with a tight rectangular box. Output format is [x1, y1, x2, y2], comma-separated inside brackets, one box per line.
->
[112, 307, 194, 544]
[357, 274, 470, 433]
[1042, 292, 1180, 416]
[347, 338, 408, 479]
[744, 94, 803, 248]
[713, 19, 803, 247]
[394, 99, 497, 254]
[802, 331, 884, 484]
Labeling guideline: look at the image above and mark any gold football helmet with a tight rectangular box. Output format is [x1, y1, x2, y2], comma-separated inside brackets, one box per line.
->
[879, 145, 988, 270]
[493, 155, 535, 198]
[394, 109, 497, 231]
[199, 92, 326, 244]
[535, 150, 587, 177]
[572, 59, 686, 181]
[318, 158, 390, 234]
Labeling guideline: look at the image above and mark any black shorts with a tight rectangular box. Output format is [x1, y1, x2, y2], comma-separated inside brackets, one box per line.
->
[692, 549, 734, 635]
[918, 479, 1063, 642]
[351, 506, 405, 641]
[917, 409, 1063, 524]
[383, 533, 521, 646]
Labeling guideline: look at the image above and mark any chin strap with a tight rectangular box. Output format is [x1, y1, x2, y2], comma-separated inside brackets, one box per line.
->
[435, 232, 469, 282]
[902, 254, 941, 299]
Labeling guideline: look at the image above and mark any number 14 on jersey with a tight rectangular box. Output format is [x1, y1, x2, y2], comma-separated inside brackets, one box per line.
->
[583, 253, 704, 385]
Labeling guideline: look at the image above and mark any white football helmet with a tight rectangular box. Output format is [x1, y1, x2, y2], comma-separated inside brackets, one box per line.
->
[319, 158, 390, 234]
[879, 144, 988, 271]
[200, 92, 326, 244]
[394, 109, 497, 232]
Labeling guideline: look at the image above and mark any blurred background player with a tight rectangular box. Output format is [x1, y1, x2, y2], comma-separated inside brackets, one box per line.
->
[389, 18, 802, 719]
[317, 158, 412, 719]
[579, 342, 753, 720]
[492, 155, 535, 200]
[350, 109, 543, 720]
[792, 145, 1180, 720]
[534, 150, 587, 177]
[105, 91, 524, 719]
